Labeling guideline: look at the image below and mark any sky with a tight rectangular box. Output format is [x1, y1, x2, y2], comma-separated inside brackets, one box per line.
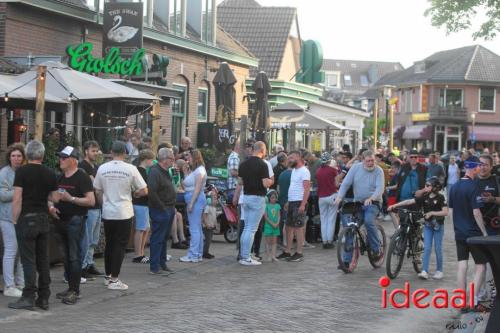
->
[254, 0, 500, 68]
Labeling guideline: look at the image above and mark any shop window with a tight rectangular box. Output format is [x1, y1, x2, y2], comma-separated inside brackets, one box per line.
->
[197, 89, 208, 122]
[479, 87, 495, 112]
[439, 88, 463, 108]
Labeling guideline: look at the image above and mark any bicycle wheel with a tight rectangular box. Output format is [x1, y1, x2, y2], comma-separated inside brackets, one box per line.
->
[412, 234, 424, 274]
[368, 224, 387, 269]
[386, 229, 407, 279]
[337, 226, 360, 273]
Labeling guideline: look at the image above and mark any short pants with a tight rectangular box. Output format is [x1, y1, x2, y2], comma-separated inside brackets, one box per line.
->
[286, 201, 308, 228]
[133, 205, 150, 231]
[263, 223, 280, 236]
[455, 239, 488, 264]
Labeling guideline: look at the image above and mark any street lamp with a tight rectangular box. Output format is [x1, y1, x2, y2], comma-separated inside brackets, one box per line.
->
[471, 112, 476, 148]
[383, 85, 395, 150]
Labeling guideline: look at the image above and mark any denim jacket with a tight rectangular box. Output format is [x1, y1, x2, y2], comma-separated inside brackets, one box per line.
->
[0, 165, 15, 223]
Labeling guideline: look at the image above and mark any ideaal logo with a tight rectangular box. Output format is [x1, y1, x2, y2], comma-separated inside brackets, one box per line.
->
[379, 276, 475, 309]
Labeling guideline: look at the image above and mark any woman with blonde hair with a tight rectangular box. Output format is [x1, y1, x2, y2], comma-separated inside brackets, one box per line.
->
[0, 143, 26, 297]
[180, 150, 207, 262]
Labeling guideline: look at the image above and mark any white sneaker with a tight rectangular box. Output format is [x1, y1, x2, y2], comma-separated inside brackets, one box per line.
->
[81, 277, 87, 284]
[107, 279, 128, 290]
[418, 271, 429, 280]
[3, 286, 22, 298]
[303, 242, 315, 249]
[166, 254, 172, 262]
[432, 271, 444, 280]
[179, 256, 199, 263]
[239, 258, 262, 266]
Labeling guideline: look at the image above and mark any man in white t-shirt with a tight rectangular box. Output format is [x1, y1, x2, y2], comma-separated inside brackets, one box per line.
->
[278, 151, 310, 262]
[93, 141, 147, 291]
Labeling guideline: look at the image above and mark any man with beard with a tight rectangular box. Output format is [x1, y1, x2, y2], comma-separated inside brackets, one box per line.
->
[335, 150, 385, 261]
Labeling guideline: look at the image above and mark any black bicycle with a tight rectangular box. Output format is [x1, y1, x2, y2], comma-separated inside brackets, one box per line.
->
[337, 201, 387, 273]
[386, 208, 424, 279]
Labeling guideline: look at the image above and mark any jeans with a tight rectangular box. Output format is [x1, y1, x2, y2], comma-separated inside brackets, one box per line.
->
[82, 209, 101, 268]
[55, 216, 85, 293]
[240, 195, 266, 260]
[16, 213, 51, 300]
[149, 207, 175, 272]
[103, 219, 132, 277]
[318, 193, 338, 243]
[0, 220, 24, 288]
[422, 222, 444, 272]
[185, 192, 206, 259]
[341, 204, 380, 262]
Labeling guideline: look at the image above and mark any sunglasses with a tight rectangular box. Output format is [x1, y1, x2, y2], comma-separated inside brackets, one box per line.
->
[410, 156, 418, 159]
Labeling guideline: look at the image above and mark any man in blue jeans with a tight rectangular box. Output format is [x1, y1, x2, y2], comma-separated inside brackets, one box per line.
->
[238, 141, 272, 266]
[79, 140, 103, 277]
[147, 148, 177, 274]
[335, 150, 385, 265]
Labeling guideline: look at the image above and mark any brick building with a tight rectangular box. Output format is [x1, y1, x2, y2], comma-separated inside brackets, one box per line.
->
[0, 0, 257, 151]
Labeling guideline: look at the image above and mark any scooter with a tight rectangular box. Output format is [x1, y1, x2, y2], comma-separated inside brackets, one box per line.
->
[205, 184, 239, 243]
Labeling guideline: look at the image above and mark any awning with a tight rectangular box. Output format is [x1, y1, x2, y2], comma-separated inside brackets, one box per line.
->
[468, 125, 500, 142]
[402, 125, 432, 140]
[109, 79, 183, 99]
[393, 125, 405, 138]
[270, 110, 346, 130]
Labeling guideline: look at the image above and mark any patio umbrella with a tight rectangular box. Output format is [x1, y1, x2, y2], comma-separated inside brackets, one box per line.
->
[251, 71, 271, 141]
[212, 62, 236, 151]
[12, 61, 159, 102]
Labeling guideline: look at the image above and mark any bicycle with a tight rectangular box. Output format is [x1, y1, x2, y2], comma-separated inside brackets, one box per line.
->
[386, 208, 424, 279]
[337, 201, 387, 273]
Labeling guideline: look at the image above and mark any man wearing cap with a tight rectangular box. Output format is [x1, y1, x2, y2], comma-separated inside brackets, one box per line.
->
[396, 149, 427, 203]
[316, 152, 338, 249]
[449, 156, 490, 312]
[94, 141, 147, 290]
[50, 146, 95, 305]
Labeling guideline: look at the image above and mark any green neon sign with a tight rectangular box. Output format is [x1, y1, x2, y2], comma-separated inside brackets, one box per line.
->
[66, 42, 145, 76]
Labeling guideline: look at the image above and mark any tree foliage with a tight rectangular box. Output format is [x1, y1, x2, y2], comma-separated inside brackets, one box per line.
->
[425, 0, 500, 39]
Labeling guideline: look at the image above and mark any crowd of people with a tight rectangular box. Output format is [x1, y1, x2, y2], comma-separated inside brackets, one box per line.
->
[0, 132, 498, 314]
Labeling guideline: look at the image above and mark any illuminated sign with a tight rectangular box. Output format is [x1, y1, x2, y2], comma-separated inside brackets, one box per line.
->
[66, 42, 145, 76]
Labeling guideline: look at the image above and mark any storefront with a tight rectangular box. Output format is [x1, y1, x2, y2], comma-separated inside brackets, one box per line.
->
[434, 125, 463, 153]
[401, 124, 432, 151]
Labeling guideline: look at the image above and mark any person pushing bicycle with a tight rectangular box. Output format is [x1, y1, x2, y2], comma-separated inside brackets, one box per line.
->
[335, 150, 385, 261]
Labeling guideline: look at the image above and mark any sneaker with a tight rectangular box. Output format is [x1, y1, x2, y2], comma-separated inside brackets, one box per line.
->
[132, 256, 145, 263]
[432, 271, 444, 280]
[35, 297, 49, 310]
[107, 279, 128, 291]
[239, 258, 262, 266]
[251, 254, 262, 261]
[166, 254, 172, 262]
[8, 296, 34, 310]
[81, 270, 96, 281]
[287, 253, 304, 262]
[303, 242, 315, 249]
[4, 286, 22, 298]
[149, 270, 170, 276]
[81, 277, 87, 284]
[140, 256, 150, 264]
[103, 276, 111, 286]
[86, 265, 104, 276]
[277, 252, 291, 260]
[62, 291, 79, 305]
[418, 271, 429, 280]
[179, 256, 199, 263]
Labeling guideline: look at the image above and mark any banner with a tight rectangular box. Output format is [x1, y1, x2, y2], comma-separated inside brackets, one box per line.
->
[103, 2, 144, 58]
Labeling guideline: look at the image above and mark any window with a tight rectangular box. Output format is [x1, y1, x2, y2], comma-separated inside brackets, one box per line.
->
[344, 75, 352, 86]
[326, 74, 338, 88]
[197, 89, 208, 121]
[405, 89, 413, 113]
[169, 0, 182, 34]
[172, 83, 187, 146]
[479, 87, 496, 112]
[360, 75, 369, 86]
[201, 0, 214, 43]
[439, 88, 463, 107]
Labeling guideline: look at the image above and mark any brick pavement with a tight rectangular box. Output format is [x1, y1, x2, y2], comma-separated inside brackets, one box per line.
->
[0, 219, 491, 333]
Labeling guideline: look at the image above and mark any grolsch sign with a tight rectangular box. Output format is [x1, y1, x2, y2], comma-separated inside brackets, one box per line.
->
[103, 1, 144, 58]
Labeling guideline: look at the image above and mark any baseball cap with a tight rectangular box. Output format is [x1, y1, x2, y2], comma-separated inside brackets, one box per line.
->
[464, 156, 482, 169]
[56, 146, 79, 159]
[321, 152, 332, 164]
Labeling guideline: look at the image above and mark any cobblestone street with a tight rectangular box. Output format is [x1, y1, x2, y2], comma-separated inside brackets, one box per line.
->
[0, 219, 488, 333]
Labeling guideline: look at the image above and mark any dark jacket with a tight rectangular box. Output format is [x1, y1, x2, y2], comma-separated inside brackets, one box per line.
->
[148, 164, 176, 210]
[395, 163, 427, 201]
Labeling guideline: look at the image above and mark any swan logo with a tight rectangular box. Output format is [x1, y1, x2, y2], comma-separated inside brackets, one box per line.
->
[103, 2, 143, 57]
